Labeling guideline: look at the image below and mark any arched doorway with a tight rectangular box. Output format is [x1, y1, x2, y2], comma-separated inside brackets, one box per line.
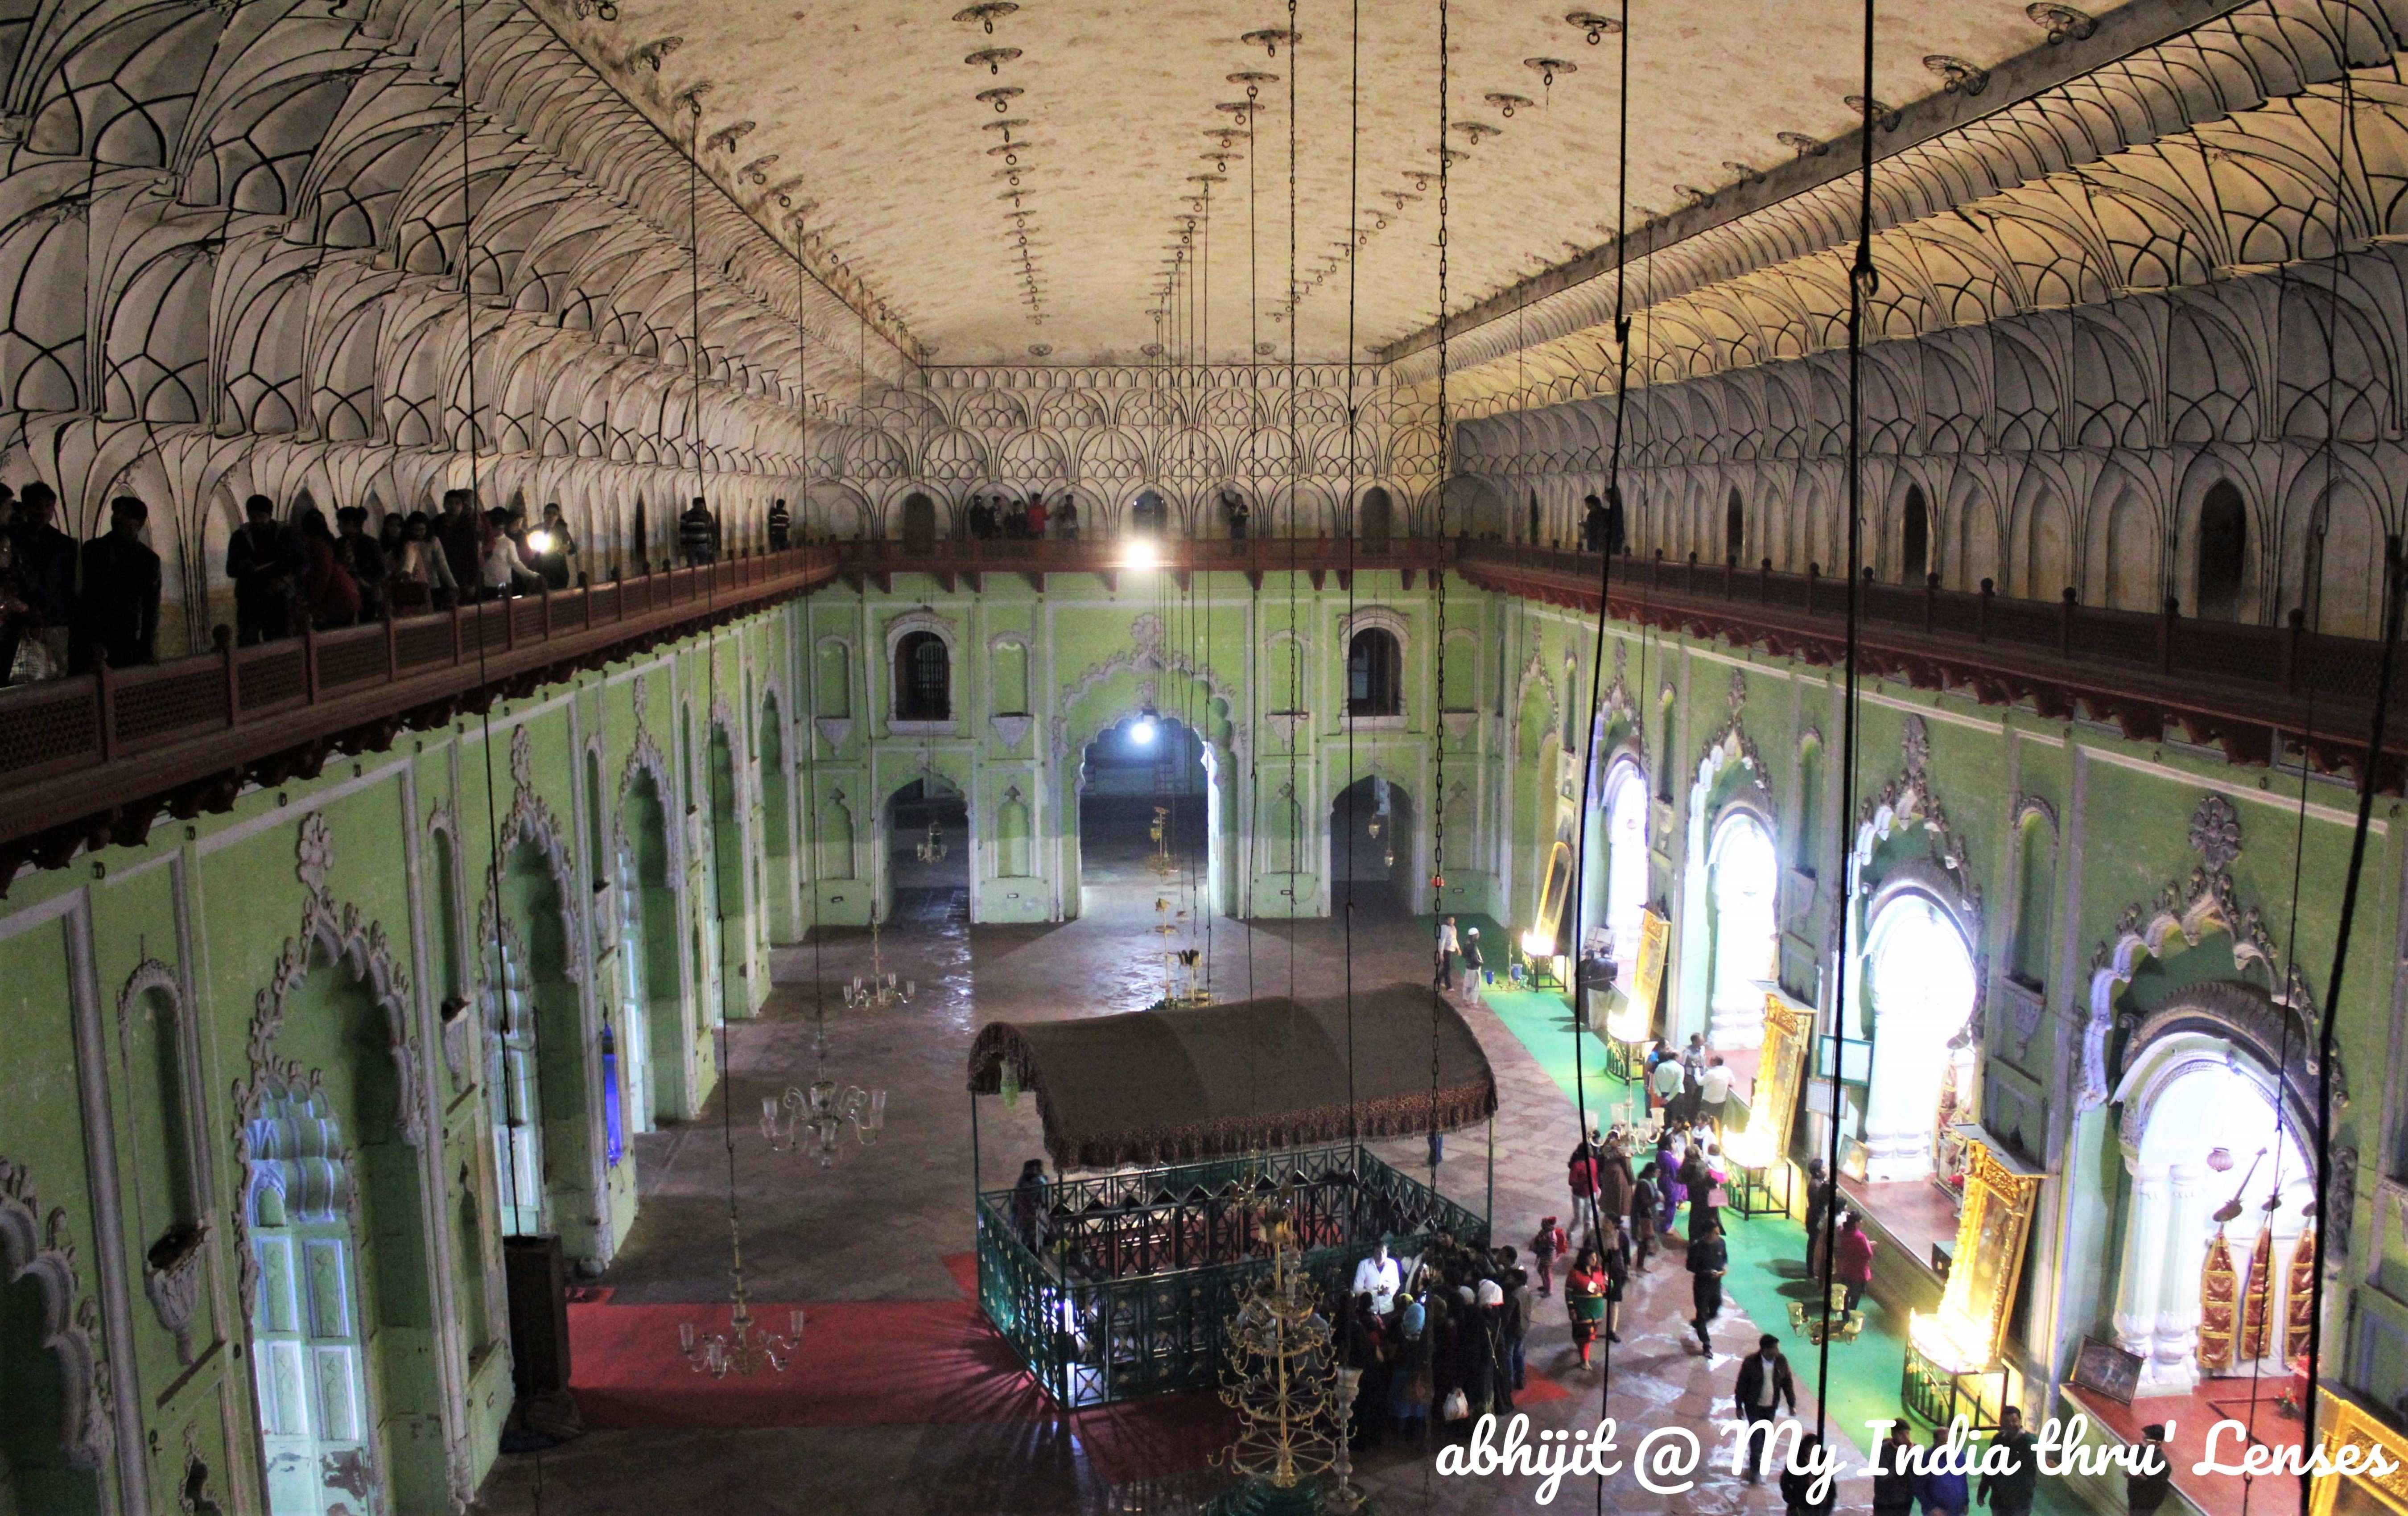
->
[245, 939, 445, 1514]
[617, 769, 681, 1129]
[759, 693, 796, 941]
[1330, 775, 1413, 917]
[885, 775, 969, 927]
[1130, 489, 1169, 536]
[0, 1226, 106, 1514]
[489, 840, 601, 1258]
[1600, 760, 1650, 975]
[1076, 712, 1211, 921]
[1858, 890, 1979, 1182]
[900, 492, 937, 552]
[2195, 481, 2247, 620]
[1725, 488, 1745, 565]
[1359, 486, 1394, 545]
[704, 725, 753, 1019]
[1706, 811, 1778, 1047]
[2112, 1029, 2315, 1397]
[1901, 486, 1930, 582]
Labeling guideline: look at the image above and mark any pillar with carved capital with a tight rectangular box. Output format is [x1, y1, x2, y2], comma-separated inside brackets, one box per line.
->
[2144, 1163, 2210, 1395]
[2114, 1158, 2172, 1369]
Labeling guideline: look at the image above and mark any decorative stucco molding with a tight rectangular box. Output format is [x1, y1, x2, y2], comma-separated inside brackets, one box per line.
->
[0, 1156, 111, 1472]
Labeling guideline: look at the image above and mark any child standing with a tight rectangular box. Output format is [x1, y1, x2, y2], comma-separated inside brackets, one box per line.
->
[1530, 1215, 1569, 1297]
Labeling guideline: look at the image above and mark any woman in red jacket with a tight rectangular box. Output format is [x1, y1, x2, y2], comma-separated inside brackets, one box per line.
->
[1835, 1210, 1877, 1311]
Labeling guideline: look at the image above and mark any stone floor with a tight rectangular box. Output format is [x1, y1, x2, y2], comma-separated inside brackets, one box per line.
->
[470, 851, 1876, 1515]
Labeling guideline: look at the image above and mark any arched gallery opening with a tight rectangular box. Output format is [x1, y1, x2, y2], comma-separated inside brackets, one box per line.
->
[885, 776, 970, 926]
[617, 769, 682, 1127]
[1076, 712, 1210, 919]
[1705, 810, 1779, 1048]
[1856, 890, 1981, 1186]
[2107, 997, 2319, 1415]
[1329, 775, 1414, 918]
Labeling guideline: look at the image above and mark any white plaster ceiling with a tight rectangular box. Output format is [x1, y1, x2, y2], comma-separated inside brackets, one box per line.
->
[537, 0, 2121, 367]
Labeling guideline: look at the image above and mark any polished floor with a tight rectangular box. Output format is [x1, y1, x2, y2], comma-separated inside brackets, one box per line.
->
[470, 829, 1874, 1514]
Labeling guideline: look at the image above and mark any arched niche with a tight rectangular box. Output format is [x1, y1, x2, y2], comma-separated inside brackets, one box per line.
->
[2108, 985, 2321, 1396]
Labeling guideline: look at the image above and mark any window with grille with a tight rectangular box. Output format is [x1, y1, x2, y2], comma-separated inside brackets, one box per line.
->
[895, 631, 951, 721]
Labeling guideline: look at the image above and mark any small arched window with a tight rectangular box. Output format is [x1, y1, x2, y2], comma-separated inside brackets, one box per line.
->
[894, 631, 951, 721]
[1348, 629, 1402, 717]
[1725, 488, 1744, 565]
[1901, 486, 1930, 583]
[2196, 481, 2247, 621]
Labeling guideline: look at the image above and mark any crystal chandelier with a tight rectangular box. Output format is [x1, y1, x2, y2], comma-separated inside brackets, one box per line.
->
[763, 1029, 888, 1166]
[844, 908, 913, 1009]
[679, 1218, 804, 1376]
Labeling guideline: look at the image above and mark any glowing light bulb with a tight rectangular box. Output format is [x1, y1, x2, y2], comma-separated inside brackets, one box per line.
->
[1123, 538, 1159, 570]
[527, 530, 554, 554]
[1131, 717, 1158, 746]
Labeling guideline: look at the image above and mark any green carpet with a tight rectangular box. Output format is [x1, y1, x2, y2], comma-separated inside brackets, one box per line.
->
[1469, 982, 2091, 1512]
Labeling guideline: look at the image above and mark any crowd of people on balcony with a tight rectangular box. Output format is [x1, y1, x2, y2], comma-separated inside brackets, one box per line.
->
[2, 482, 160, 686]
[965, 492, 1079, 540]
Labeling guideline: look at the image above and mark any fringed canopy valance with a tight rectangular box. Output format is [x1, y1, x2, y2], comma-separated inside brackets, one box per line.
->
[965, 984, 1497, 1171]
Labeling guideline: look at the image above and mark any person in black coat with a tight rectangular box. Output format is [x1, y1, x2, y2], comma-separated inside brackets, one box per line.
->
[1780, 1432, 1835, 1516]
[1733, 1334, 1798, 1481]
[1603, 486, 1628, 556]
[72, 496, 160, 671]
[2127, 1423, 2172, 1516]
[1688, 1217, 1728, 1355]
[1873, 1419, 1921, 1516]
[10, 481, 75, 669]
[226, 494, 303, 644]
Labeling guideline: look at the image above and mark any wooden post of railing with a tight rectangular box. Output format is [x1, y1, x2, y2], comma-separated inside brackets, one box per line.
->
[2059, 586, 2078, 659]
[449, 592, 464, 664]
[2283, 607, 2306, 695]
[1724, 554, 1736, 599]
[1760, 557, 1772, 604]
[383, 599, 398, 682]
[1978, 578, 1993, 641]
[1652, 548, 1663, 591]
[216, 626, 238, 726]
[301, 619, 320, 704]
[539, 581, 552, 641]
[1686, 550, 1698, 594]
[1806, 561, 1819, 616]
[93, 651, 115, 762]
[1925, 572, 1940, 634]
[2159, 595, 2178, 675]
[503, 589, 517, 651]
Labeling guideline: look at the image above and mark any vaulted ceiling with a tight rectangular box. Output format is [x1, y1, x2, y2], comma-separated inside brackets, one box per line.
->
[530, 0, 2110, 368]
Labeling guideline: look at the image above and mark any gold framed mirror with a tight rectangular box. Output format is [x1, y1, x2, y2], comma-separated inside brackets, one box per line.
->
[1535, 840, 1574, 949]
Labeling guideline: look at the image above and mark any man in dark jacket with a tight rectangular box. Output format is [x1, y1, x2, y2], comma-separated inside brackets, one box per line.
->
[437, 488, 482, 591]
[1980, 1406, 2040, 1516]
[334, 507, 387, 621]
[1872, 1419, 1920, 1516]
[680, 496, 717, 565]
[767, 497, 791, 550]
[1732, 1333, 1797, 1481]
[1688, 1217, 1728, 1357]
[226, 494, 302, 644]
[10, 481, 76, 669]
[72, 496, 160, 671]
[2127, 1423, 2172, 1516]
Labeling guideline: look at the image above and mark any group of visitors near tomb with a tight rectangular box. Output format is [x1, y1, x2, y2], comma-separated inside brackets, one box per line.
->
[1340, 1231, 1543, 1450]
[0, 486, 797, 685]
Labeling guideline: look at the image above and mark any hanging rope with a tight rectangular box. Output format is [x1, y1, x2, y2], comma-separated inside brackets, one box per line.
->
[1559, 6, 1631, 1508]
[1341, 0, 1361, 1152]
[1812, 0, 1880, 1450]
[1283, 0, 1302, 1007]
[1427, 0, 1452, 1200]
[2297, 12, 2384, 1506]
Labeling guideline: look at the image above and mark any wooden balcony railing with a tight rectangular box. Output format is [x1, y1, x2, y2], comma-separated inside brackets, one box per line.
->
[0, 547, 837, 880]
[3, 531, 2398, 891]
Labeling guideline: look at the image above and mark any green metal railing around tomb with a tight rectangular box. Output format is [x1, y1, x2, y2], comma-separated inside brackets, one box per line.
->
[975, 1143, 1487, 1408]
